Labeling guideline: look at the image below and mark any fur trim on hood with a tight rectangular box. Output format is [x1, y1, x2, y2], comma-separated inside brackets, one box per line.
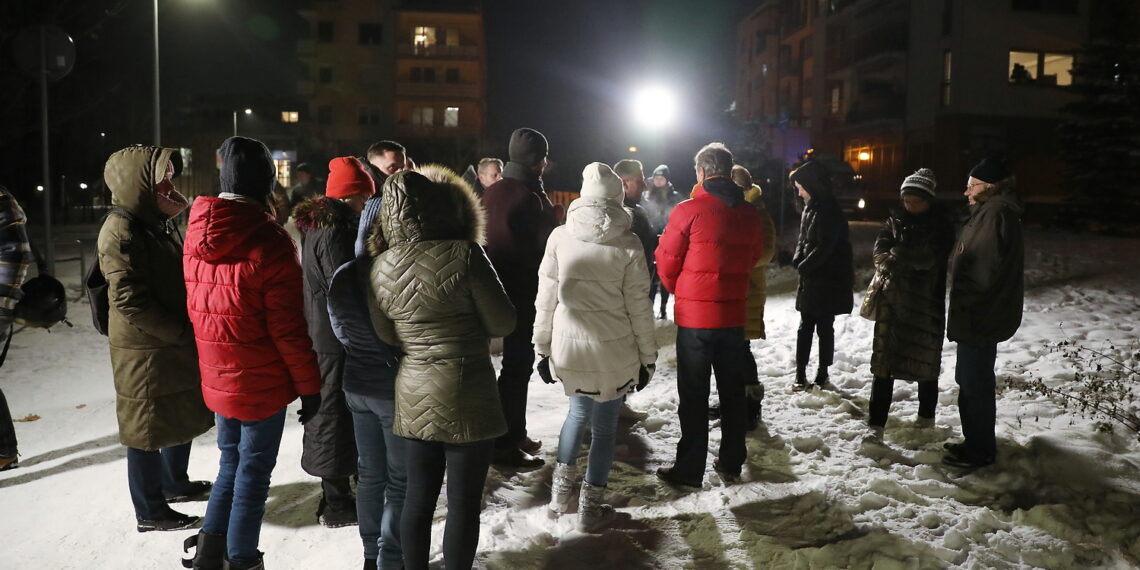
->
[291, 195, 357, 237]
[368, 164, 486, 257]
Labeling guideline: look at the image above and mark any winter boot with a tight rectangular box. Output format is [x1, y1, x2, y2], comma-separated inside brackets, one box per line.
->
[222, 554, 264, 570]
[548, 462, 578, 518]
[181, 531, 226, 570]
[814, 367, 830, 388]
[792, 368, 809, 391]
[745, 384, 764, 430]
[577, 481, 615, 532]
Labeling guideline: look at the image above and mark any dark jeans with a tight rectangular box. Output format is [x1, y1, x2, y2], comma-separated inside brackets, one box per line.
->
[202, 408, 286, 566]
[346, 391, 407, 569]
[0, 388, 16, 456]
[796, 312, 835, 370]
[126, 442, 193, 520]
[496, 327, 535, 449]
[868, 376, 938, 428]
[321, 477, 354, 511]
[672, 326, 755, 479]
[955, 342, 998, 460]
[401, 438, 493, 570]
[650, 274, 669, 313]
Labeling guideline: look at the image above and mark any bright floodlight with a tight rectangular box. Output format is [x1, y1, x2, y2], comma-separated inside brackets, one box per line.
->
[632, 85, 677, 130]
[244, 108, 252, 115]
[79, 183, 88, 189]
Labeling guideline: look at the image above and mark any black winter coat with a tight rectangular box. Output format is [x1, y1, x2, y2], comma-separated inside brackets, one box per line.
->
[793, 196, 854, 315]
[870, 207, 955, 382]
[294, 197, 358, 478]
[948, 189, 1024, 344]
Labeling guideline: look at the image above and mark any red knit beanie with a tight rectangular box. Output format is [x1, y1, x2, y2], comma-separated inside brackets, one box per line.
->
[325, 156, 376, 199]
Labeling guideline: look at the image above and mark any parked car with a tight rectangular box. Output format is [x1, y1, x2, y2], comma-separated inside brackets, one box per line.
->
[811, 153, 868, 215]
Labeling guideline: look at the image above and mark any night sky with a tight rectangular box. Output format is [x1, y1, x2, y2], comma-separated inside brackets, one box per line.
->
[1, 0, 744, 196]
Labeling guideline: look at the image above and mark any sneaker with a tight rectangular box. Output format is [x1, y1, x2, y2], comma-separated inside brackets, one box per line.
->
[656, 467, 702, 488]
[712, 459, 740, 484]
[618, 402, 649, 422]
[137, 510, 201, 533]
[914, 416, 935, 429]
[0, 454, 17, 472]
[165, 480, 213, 503]
[519, 436, 542, 456]
[492, 447, 544, 471]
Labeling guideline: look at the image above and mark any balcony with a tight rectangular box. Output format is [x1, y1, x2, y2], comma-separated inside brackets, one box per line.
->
[397, 43, 479, 59]
[395, 81, 480, 100]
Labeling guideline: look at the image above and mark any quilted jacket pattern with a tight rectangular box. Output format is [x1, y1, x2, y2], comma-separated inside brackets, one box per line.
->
[368, 167, 516, 443]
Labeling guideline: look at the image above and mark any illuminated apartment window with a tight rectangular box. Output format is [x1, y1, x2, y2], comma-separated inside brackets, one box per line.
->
[445, 28, 460, 46]
[281, 111, 300, 123]
[1009, 50, 1072, 86]
[274, 159, 292, 188]
[444, 106, 459, 127]
[411, 106, 434, 126]
[941, 50, 952, 106]
[413, 26, 436, 52]
[829, 85, 841, 114]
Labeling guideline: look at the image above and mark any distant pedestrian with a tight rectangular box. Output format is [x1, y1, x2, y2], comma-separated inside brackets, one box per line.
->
[790, 160, 854, 391]
[99, 146, 214, 534]
[536, 163, 657, 531]
[943, 157, 1024, 469]
[866, 168, 954, 439]
[365, 141, 408, 185]
[289, 162, 324, 207]
[642, 164, 684, 319]
[0, 185, 32, 473]
[182, 136, 323, 570]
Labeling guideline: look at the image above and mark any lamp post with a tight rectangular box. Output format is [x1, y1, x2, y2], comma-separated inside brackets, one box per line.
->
[233, 108, 252, 136]
[154, 0, 161, 145]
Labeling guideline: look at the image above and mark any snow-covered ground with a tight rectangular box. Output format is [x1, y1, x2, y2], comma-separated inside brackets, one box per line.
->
[2, 222, 1139, 569]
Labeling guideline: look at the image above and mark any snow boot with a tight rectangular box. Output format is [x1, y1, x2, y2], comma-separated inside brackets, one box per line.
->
[814, 367, 830, 389]
[222, 554, 265, 570]
[792, 368, 809, 391]
[548, 462, 578, 518]
[182, 531, 226, 570]
[577, 481, 615, 532]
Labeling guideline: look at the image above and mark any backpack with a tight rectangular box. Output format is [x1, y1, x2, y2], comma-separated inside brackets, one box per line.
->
[85, 207, 139, 335]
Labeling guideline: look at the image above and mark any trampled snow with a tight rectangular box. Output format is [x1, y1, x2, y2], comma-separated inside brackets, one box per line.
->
[2, 222, 1139, 569]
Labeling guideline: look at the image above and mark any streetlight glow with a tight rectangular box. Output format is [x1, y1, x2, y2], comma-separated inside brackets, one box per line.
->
[79, 183, 88, 189]
[629, 146, 638, 153]
[631, 85, 678, 130]
[36, 185, 44, 192]
[858, 151, 872, 161]
[244, 108, 252, 115]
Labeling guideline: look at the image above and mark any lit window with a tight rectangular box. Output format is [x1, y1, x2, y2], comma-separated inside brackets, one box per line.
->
[274, 159, 292, 188]
[281, 111, 300, 123]
[444, 106, 459, 127]
[411, 106, 434, 126]
[941, 50, 952, 106]
[413, 26, 436, 53]
[1043, 53, 1073, 86]
[830, 86, 841, 114]
[1009, 51, 1038, 83]
[1009, 50, 1072, 86]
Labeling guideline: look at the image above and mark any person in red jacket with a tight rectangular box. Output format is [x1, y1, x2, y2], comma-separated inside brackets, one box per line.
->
[654, 143, 765, 488]
[181, 136, 322, 570]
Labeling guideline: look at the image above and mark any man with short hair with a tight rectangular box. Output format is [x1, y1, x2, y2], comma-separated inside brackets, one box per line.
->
[366, 141, 408, 181]
[612, 159, 656, 286]
[477, 158, 504, 190]
[642, 164, 684, 319]
[483, 128, 559, 469]
[655, 143, 765, 487]
[290, 163, 324, 207]
[943, 157, 1024, 469]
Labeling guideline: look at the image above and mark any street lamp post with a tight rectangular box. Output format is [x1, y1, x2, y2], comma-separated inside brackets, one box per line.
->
[154, 0, 161, 145]
[233, 108, 252, 136]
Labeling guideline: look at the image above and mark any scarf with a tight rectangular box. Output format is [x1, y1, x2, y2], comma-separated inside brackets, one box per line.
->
[156, 187, 189, 219]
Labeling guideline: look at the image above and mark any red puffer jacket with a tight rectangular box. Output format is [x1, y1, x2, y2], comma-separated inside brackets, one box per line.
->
[183, 196, 321, 421]
[655, 177, 765, 329]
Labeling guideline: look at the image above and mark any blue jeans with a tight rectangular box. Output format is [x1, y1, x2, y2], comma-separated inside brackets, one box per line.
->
[126, 442, 192, 520]
[346, 392, 407, 569]
[202, 409, 286, 566]
[955, 342, 998, 460]
[555, 396, 622, 487]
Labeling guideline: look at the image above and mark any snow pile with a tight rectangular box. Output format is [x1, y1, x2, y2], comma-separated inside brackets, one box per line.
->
[2, 226, 1140, 569]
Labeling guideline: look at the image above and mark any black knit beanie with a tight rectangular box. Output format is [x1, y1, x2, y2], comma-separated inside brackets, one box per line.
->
[508, 128, 549, 167]
[219, 136, 275, 199]
[652, 164, 670, 179]
[968, 157, 1010, 184]
[789, 160, 833, 199]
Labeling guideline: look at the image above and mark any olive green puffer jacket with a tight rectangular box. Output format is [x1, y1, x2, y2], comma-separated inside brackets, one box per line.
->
[368, 166, 516, 443]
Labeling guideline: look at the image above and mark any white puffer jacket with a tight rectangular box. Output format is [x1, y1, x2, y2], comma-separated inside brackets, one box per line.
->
[533, 192, 658, 402]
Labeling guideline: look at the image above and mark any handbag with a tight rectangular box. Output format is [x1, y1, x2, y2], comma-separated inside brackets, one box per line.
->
[859, 270, 888, 321]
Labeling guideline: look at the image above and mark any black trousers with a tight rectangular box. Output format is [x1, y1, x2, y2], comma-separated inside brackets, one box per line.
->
[401, 438, 493, 570]
[868, 376, 938, 427]
[0, 388, 15, 456]
[796, 312, 835, 370]
[649, 274, 670, 313]
[672, 327, 755, 479]
[496, 325, 535, 449]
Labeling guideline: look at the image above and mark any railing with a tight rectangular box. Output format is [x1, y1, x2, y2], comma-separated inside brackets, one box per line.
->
[397, 44, 479, 58]
[395, 81, 479, 99]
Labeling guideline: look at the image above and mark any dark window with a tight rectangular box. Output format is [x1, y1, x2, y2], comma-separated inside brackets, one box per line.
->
[1011, 0, 1078, 13]
[411, 67, 423, 82]
[754, 31, 767, 56]
[317, 21, 334, 43]
[423, 67, 436, 83]
[359, 23, 383, 45]
[318, 66, 333, 84]
[942, 0, 953, 35]
[358, 106, 382, 126]
[445, 68, 459, 83]
[317, 105, 333, 125]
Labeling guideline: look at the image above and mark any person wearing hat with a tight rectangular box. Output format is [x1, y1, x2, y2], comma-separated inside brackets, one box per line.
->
[182, 136, 323, 570]
[864, 168, 954, 441]
[0, 185, 31, 473]
[642, 164, 684, 319]
[289, 162, 324, 208]
[535, 163, 658, 531]
[943, 157, 1024, 469]
[292, 157, 378, 529]
[483, 127, 559, 469]
[655, 143, 765, 488]
[97, 146, 215, 534]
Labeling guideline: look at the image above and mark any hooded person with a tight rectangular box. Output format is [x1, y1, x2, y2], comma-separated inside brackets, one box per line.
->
[943, 157, 1024, 469]
[182, 136, 323, 570]
[291, 156, 378, 529]
[97, 145, 214, 534]
[535, 163, 658, 531]
[0, 185, 31, 473]
[642, 163, 684, 319]
[789, 159, 855, 391]
[366, 165, 516, 570]
[482, 127, 559, 468]
[865, 168, 955, 439]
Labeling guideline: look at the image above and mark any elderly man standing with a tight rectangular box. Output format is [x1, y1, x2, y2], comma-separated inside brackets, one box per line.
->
[655, 143, 765, 487]
[483, 128, 559, 469]
[943, 157, 1023, 470]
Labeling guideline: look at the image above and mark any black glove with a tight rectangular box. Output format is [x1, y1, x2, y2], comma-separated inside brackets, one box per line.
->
[537, 356, 555, 384]
[636, 364, 655, 391]
[298, 393, 322, 424]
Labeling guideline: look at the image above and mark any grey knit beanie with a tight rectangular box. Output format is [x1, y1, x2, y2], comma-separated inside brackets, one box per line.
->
[900, 168, 937, 199]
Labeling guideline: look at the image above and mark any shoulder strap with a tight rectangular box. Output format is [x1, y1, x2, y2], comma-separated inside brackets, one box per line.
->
[0, 323, 12, 368]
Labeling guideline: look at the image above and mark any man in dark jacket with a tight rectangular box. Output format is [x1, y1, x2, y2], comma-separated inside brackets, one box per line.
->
[613, 159, 656, 286]
[0, 185, 31, 472]
[642, 164, 684, 319]
[483, 128, 559, 469]
[943, 157, 1024, 469]
[654, 143, 765, 487]
[289, 162, 324, 207]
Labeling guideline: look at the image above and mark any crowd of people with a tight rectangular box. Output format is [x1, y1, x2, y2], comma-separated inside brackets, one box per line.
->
[0, 127, 1024, 569]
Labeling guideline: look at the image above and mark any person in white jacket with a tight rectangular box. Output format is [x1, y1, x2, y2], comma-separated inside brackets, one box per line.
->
[533, 162, 658, 532]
